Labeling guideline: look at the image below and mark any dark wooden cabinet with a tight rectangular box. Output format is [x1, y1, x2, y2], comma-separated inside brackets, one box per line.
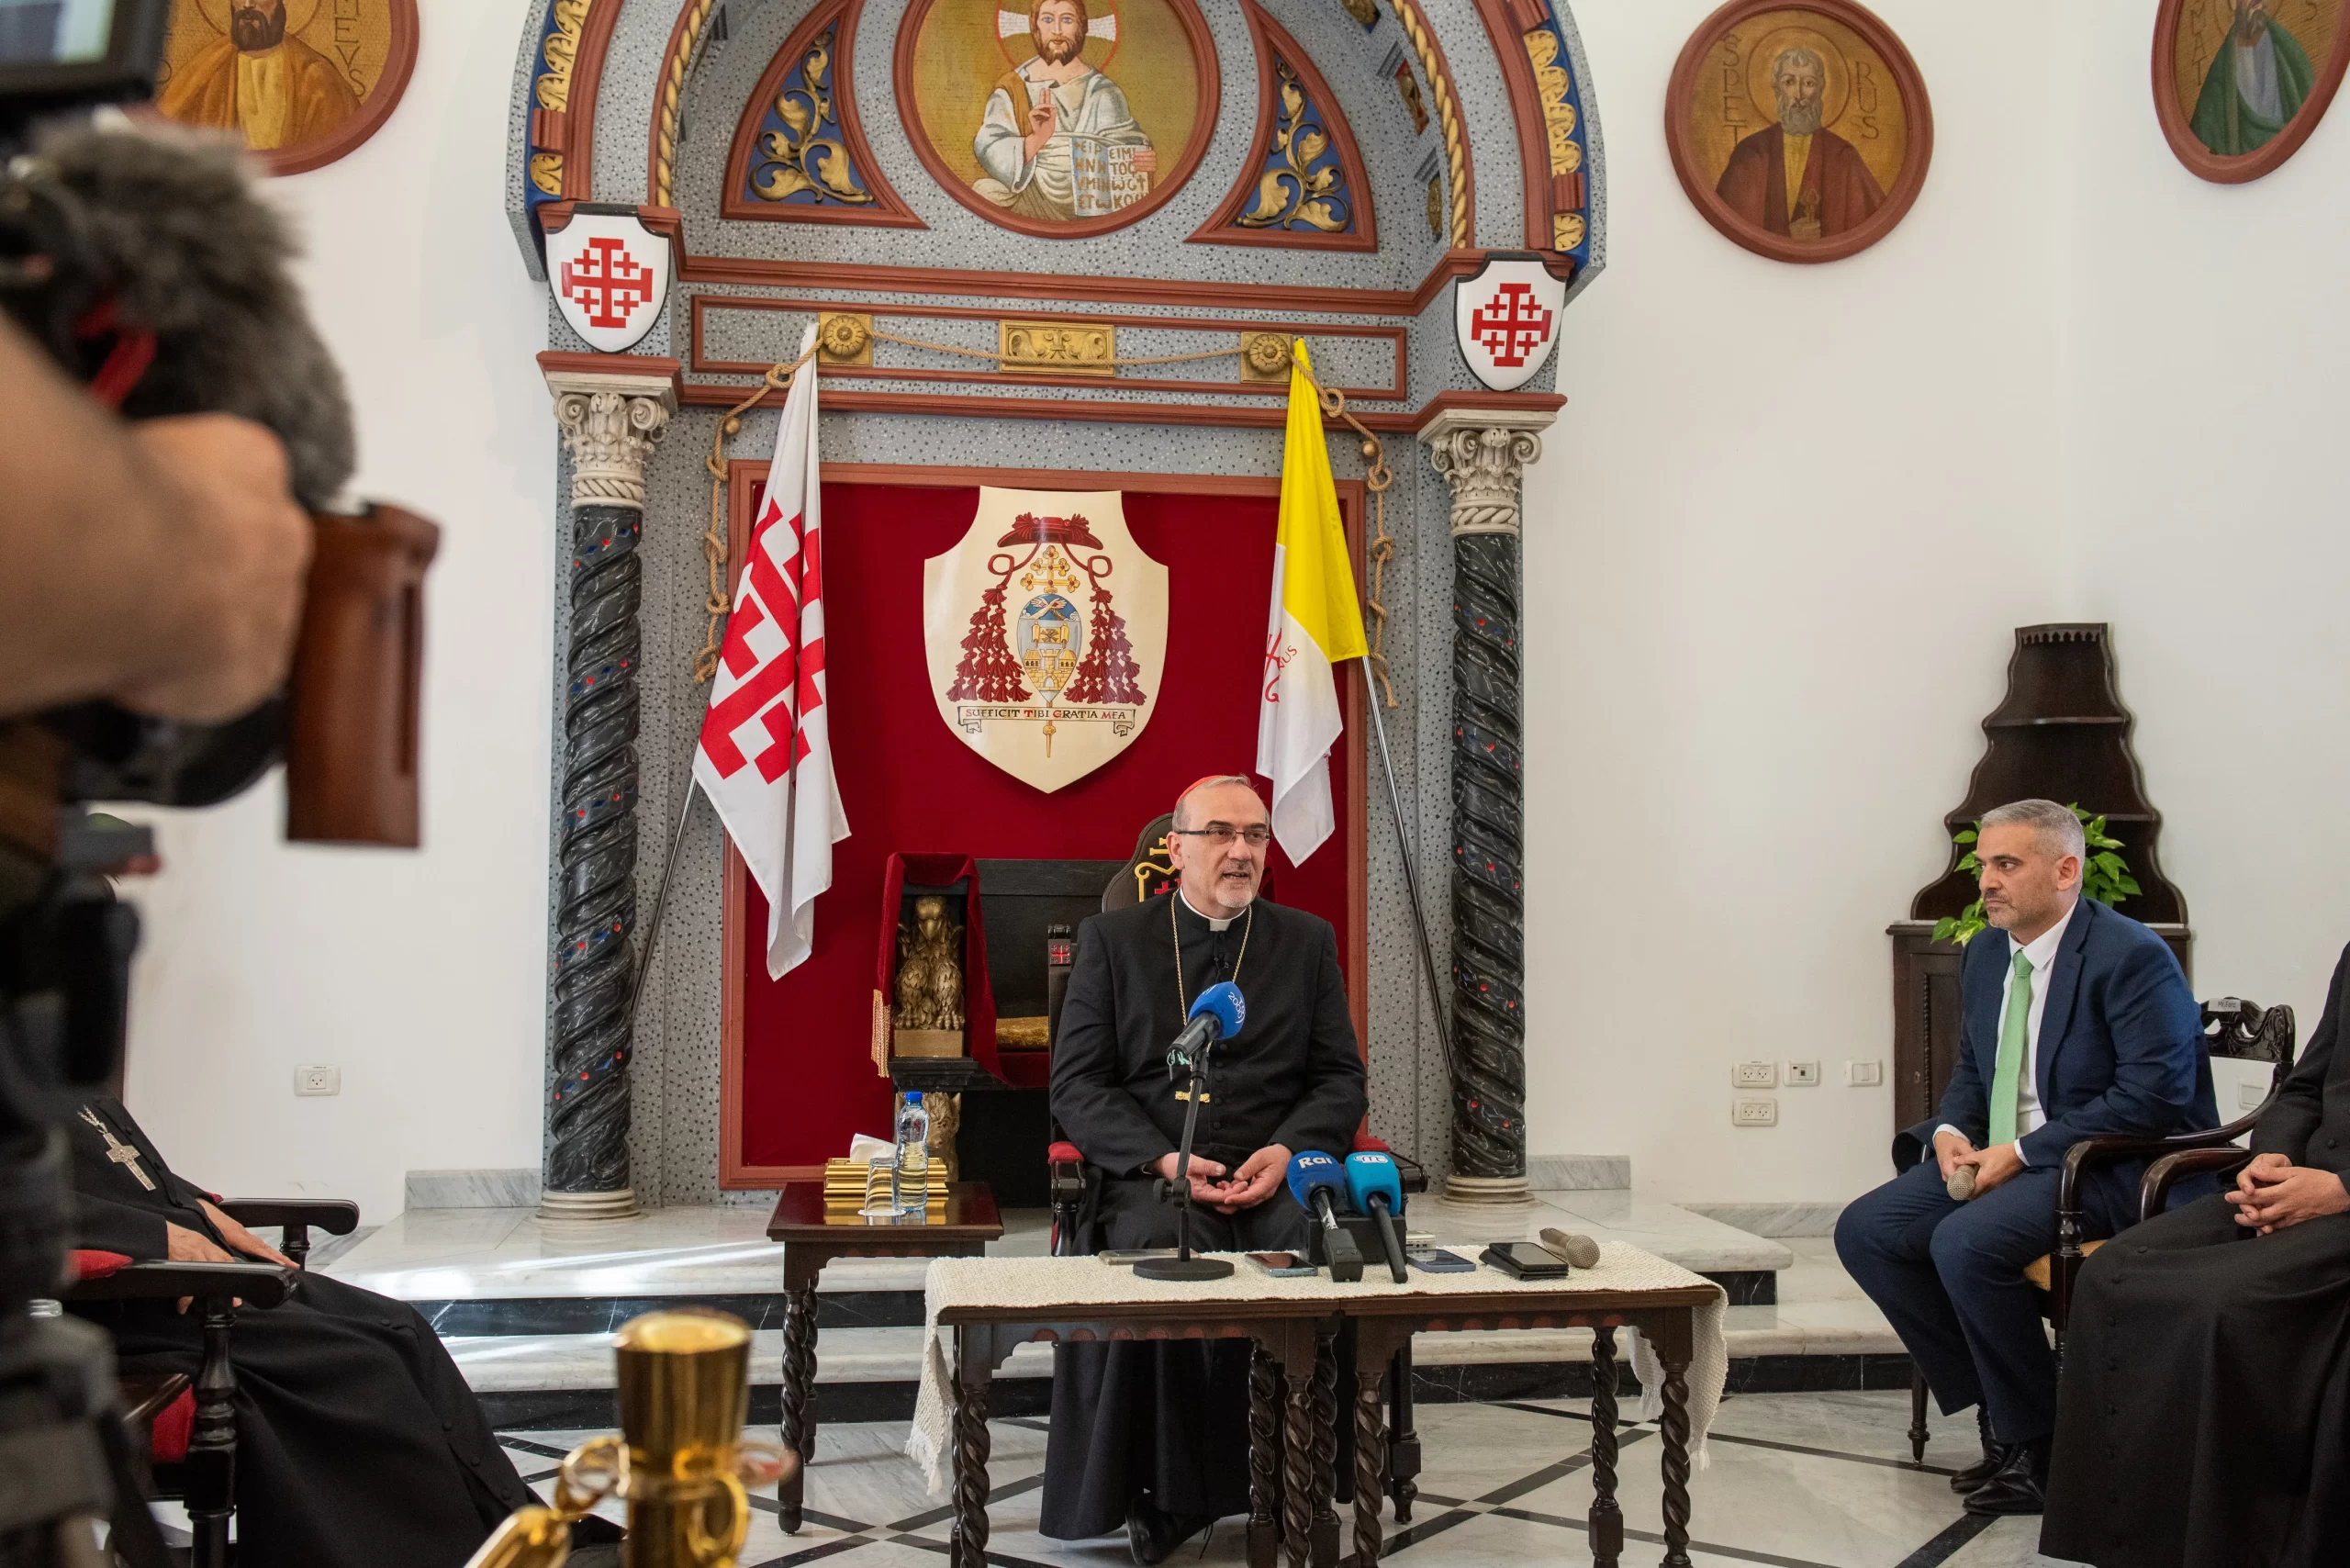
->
[1893, 624, 2190, 1132]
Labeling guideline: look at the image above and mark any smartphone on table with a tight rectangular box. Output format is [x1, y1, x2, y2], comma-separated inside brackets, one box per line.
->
[1404, 1247, 1475, 1274]
[1248, 1251, 1318, 1277]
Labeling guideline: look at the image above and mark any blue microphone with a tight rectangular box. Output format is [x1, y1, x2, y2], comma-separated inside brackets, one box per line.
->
[1285, 1151, 1363, 1282]
[1166, 980, 1244, 1073]
[1345, 1152, 1409, 1282]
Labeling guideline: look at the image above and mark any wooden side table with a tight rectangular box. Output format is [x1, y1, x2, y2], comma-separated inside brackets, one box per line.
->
[766, 1180, 1003, 1532]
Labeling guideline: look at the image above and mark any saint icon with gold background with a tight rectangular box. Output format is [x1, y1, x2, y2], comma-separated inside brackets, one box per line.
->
[1667, 0, 1930, 264]
[153, 0, 417, 175]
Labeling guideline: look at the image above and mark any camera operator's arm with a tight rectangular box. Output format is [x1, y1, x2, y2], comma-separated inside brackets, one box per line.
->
[0, 316, 312, 722]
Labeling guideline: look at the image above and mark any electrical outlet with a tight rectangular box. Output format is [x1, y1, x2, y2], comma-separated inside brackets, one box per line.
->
[295, 1065, 341, 1097]
[1732, 1097, 1778, 1126]
[1732, 1060, 1777, 1089]
[2240, 1081, 2266, 1110]
[1845, 1060, 1884, 1087]
[1785, 1060, 1821, 1086]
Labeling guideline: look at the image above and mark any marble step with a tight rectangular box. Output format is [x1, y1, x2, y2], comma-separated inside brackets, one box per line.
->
[325, 1192, 1794, 1306]
[448, 1306, 1901, 1399]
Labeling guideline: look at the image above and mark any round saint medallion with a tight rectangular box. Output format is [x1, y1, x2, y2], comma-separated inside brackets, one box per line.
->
[2153, 0, 2350, 184]
[1664, 0, 1932, 264]
[156, 0, 419, 177]
[894, 0, 1221, 238]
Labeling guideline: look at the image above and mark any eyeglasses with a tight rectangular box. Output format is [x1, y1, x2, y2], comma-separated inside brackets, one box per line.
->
[1173, 823, 1271, 847]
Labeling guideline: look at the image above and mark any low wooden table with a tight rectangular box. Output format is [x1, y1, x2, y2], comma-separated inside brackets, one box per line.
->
[941, 1276, 1717, 1568]
[767, 1181, 1002, 1532]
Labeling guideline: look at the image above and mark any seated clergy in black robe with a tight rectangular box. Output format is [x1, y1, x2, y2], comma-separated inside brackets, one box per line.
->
[63, 1096, 567, 1568]
[2042, 941, 2350, 1568]
[1045, 774, 1367, 1564]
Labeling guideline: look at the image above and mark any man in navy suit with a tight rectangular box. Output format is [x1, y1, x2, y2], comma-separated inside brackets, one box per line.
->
[1837, 799, 2212, 1517]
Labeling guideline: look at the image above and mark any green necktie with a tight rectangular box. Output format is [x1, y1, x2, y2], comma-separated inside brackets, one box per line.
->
[1987, 946, 2034, 1146]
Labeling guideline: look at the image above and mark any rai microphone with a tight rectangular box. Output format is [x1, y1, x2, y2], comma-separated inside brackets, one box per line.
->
[1284, 1152, 1364, 1282]
[1167, 980, 1245, 1075]
[1344, 1151, 1409, 1282]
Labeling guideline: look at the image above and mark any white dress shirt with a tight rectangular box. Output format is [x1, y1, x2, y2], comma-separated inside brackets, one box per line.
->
[1938, 898, 2079, 1165]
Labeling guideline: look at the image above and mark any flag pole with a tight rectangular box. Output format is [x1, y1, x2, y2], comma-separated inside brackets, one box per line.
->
[1360, 664, 1457, 1088]
[623, 767, 700, 1042]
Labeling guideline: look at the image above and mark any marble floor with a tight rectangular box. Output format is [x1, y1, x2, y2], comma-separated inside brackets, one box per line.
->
[324, 1192, 1792, 1304]
[496, 1390, 2083, 1568]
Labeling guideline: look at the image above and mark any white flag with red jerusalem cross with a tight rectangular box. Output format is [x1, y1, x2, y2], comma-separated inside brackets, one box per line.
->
[694, 323, 847, 979]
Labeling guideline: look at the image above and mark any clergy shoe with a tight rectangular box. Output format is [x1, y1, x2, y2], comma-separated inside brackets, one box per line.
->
[1125, 1494, 1212, 1566]
[1949, 1408, 2001, 1494]
[1962, 1437, 2050, 1517]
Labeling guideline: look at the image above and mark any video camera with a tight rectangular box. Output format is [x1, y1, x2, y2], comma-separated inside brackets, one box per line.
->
[0, 7, 435, 1562]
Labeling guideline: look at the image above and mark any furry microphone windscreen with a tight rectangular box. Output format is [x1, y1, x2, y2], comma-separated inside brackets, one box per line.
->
[9, 121, 354, 510]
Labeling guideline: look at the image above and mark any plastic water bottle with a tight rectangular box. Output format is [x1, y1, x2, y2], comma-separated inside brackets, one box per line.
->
[892, 1092, 931, 1216]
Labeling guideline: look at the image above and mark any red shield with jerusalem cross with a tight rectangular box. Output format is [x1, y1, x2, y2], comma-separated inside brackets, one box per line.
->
[1454, 252, 1567, 391]
[922, 487, 1167, 793]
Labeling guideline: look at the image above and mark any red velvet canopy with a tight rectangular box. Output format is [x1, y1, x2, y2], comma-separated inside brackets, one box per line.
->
[722, 471, 1366, 1183]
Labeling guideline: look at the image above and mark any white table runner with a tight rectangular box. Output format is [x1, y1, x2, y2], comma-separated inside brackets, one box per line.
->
[906, 1242, 1728, 1491]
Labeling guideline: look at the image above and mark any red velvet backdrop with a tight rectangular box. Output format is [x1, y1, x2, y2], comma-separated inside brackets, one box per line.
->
[733, 480, 1359, 1175]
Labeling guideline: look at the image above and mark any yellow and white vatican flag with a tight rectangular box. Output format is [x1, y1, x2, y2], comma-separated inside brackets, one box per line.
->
[1256, 341, 1369, 863]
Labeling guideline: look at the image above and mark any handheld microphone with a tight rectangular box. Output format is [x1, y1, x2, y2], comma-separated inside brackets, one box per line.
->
[1167, 981, 1245, 1074]
[1284, 1152, 1363, 1282]
[1344, 1152, 1409, 1282]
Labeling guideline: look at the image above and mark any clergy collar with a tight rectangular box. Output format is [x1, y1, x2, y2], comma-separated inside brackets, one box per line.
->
[1176, 887, 1239, 932]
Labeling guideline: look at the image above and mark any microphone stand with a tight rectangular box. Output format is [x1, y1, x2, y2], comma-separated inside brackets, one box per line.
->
[1135, 1042, 1233, 1282]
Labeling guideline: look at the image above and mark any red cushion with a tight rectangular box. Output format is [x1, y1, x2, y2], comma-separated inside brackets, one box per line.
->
[149, 1389, 193, 1463]
[1047, 1141, 1083, 1166]
[71, 1249, 132, 1282]
[1350, 1131, 1391, 1153]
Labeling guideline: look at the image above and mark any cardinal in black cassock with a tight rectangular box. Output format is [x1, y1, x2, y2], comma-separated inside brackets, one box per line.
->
[63, 1096, 549, 1568]
[1046, 776, 1367, 1564]
[2042, 941, 2350, 1568]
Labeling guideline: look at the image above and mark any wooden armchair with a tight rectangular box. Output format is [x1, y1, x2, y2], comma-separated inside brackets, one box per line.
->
[1903, 998, 2297, 1461]
[67, 1197, 360, 1567]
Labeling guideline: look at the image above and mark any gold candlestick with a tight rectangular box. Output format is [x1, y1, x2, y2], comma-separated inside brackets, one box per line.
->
[463, 1310, 794, 1568]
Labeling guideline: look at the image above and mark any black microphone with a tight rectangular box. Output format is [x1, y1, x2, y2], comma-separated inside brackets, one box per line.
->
[1285, 1152, 1363, 1282]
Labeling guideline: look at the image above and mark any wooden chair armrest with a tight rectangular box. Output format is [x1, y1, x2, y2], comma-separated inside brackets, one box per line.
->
[64, 1260, 296, 1309]
[2140, 1146, 2255, 1222]
[216, 1199, 359, 1235]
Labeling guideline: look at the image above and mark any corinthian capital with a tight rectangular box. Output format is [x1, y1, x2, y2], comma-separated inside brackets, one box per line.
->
[1419, 407, 1554, 537]
[543, 366, 678, 510]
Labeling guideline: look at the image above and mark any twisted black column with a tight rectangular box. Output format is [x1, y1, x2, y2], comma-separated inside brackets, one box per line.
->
[543, 381, 669, 1216]
[548, 497, 643, 1195]
[1449, 530, 1525, 1182]
[1427, 418, 1543, 1201]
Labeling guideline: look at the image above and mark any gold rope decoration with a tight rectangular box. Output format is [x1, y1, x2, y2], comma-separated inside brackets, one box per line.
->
[691, 342, 1400, 713]
[653, 0, 722, 208]
[695, 347, 814, 683]
[1391, 0, 1471, 248]
[1315, 384, 1399, 709]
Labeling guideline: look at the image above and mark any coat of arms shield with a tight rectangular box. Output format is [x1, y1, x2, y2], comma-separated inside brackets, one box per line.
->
[546, 205, 672, 353]
[1454, 251, 1568, 391]
[923, 487, 1168, 792]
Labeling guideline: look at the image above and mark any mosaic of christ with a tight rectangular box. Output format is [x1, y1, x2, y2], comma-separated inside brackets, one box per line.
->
[903, 0, 1208, 231]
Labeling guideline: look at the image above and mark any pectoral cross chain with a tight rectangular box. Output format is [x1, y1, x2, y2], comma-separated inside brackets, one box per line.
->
[80, 1109, 156, 1192]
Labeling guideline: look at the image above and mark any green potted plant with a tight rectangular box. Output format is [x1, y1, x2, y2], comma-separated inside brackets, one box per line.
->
[1930, 804, 2143, 946]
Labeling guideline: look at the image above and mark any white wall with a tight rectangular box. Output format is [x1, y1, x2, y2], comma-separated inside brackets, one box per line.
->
[110, 0, 2348, 1217]
[1520, 0, 2333, 1204]
[117, 0, 554, 1221]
